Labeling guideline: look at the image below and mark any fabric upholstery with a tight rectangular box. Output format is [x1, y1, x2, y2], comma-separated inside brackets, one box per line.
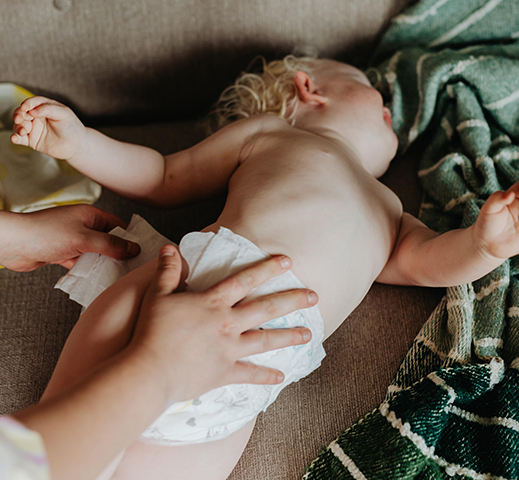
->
[1, 0, 412, 119]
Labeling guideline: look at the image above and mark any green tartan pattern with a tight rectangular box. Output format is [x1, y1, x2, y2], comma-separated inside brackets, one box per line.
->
[304, 0, 519, 478]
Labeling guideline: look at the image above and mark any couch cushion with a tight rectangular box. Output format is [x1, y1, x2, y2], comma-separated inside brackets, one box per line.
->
[0, 0, 414, 120]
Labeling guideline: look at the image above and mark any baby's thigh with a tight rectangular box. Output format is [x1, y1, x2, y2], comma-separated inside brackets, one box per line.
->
[112, 420, 256, 480]
[43, 259, 159, 399]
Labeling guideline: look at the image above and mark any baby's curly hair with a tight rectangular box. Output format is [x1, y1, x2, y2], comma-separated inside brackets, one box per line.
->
[207, 54, 318, 133]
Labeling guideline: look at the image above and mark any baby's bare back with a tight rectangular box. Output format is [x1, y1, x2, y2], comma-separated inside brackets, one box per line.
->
[206, 125, 403, 337]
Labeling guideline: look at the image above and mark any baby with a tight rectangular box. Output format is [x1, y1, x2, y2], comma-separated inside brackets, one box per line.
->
[11, 55, 519, 480]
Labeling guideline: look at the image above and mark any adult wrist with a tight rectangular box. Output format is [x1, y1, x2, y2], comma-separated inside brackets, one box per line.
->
[122, 340, 188, 407]
[115, 344, 172, 411]
[0, 211, 30, 268]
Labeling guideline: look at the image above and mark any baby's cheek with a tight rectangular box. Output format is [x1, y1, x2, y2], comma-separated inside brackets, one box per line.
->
[348, 87, 382, 116]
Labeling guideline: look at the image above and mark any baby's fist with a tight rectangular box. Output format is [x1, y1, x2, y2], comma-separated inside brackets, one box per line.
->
[11, 96, 85, 162]
[474, 183, 519, 260]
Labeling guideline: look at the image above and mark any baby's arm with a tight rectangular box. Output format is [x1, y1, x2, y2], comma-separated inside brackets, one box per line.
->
[11, 97, 166, 201]
[11, 97, 261, 207]
[377, 184, 519, 287]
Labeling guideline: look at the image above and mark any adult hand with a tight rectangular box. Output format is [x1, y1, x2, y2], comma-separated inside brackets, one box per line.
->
[130, 245, 316, 404]
[0, 204, 140, 271]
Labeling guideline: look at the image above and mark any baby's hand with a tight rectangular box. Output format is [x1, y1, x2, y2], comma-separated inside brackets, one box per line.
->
[11, 96, 86, 161]
[473, 183, 519, 260]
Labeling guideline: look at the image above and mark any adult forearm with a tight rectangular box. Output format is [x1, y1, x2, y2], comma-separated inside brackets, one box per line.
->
[0, 211, 31, 267]
[14, 350, 168, 480]
[68, 128, 167, 202]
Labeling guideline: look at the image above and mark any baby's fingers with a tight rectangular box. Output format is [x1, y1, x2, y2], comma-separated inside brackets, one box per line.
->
[18, 96, 61, 114]
[28, 103, 69, 121]
[13, 106, 34, 124]
[230, 362, 285, 385]
[10, 132, 29, 147]
[481, 190, 516, 215]
[17, 96, 68, 122]
[12, 118, 34, 137]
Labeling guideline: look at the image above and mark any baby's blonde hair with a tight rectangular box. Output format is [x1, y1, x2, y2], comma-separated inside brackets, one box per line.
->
[207, 54, 318, 133]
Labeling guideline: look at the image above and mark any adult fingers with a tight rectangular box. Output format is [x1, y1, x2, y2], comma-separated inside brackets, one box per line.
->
[81, 231, 141, 259]
[148, 245, 182, 295]
[234, 288, 318, 332]
[209, 255, 292, 306]
[78, 206, 140, 258]
[82, 205, 129, 232]
[228, 362, 285, 386]
[238, 326, 312, 358]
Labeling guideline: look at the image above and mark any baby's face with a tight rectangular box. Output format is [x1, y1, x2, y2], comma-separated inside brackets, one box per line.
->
[312, 60, 398, 175]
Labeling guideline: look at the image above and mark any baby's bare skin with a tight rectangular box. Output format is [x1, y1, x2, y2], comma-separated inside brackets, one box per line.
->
[206, 116, 402, 337]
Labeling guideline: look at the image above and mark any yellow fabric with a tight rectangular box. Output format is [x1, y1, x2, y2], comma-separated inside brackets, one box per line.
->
[0, 416, 50, 480]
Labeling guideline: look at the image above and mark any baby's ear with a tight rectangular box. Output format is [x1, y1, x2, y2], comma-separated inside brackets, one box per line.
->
[294, 71, 327, 106]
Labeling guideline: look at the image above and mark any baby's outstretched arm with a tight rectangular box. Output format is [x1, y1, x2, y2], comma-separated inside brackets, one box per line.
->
[12, 97, 264, 207]
[12, 96, 173, 203]
[378, 183, 519, 287]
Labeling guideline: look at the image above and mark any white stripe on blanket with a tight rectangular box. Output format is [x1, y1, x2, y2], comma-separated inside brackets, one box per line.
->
[429, 0, 505, 47]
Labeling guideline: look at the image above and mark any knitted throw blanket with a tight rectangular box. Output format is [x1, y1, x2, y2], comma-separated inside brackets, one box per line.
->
[304, 1, 519, 478]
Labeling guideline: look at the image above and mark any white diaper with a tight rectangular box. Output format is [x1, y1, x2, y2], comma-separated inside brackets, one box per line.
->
[56, 215, 326, 445]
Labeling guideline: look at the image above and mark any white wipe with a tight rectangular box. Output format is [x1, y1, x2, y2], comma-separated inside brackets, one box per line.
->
[55, 214, 173, 308]
[55, 216, 326, 445]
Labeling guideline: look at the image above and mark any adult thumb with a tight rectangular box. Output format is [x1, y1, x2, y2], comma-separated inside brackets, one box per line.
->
[151, 245, 182, 295]
[85, 231, 141, 260]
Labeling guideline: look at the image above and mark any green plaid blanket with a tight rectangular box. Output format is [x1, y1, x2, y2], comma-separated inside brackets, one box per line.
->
[304, 1, 519, 478]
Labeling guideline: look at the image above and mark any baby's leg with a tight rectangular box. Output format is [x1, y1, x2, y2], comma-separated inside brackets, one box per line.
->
[100, 421, 255, 480]
[41, 259, 160, 480]
[42, 258, 159, 400]
[112, 420, 256, 480]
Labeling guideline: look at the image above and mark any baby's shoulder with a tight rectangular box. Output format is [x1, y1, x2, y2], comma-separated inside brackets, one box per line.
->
[213, 114, 290, 148]
[233, 113, 291, 134]
[227, 115, 294, 159]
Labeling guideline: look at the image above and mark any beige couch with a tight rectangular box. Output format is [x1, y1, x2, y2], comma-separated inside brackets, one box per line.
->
[0, 1, 446, 478]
